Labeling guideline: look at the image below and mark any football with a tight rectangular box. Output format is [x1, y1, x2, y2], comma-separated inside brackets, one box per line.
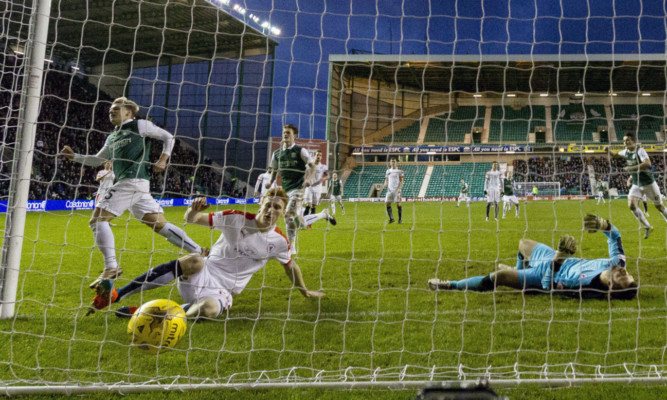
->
[127, 299, 187, 354]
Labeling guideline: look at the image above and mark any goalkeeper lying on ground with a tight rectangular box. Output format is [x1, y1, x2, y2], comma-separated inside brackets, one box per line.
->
[428, 214, 638, 300]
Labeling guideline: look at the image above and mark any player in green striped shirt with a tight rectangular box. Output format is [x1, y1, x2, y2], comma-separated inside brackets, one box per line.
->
[329, 172, 345, 216]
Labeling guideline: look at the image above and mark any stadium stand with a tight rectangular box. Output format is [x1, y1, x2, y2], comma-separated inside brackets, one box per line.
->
[612, 104, 663, 142]
[380, 120, 420, 143]
[0, 64, 224, 201]
[343, 164, 426, 199]
[424, 163, 491, 197]
[488, 105, 545, 142]
[551, 104, 605, 142]
[423, 106, 486, 143]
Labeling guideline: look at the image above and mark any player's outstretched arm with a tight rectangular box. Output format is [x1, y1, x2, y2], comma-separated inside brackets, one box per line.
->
[283, 260, 325, 298]
[184, 197, 211, 226]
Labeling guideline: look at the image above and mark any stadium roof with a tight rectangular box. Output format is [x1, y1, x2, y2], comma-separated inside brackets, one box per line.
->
[5, 0, 277, 69]
[330, 54, 667, 95]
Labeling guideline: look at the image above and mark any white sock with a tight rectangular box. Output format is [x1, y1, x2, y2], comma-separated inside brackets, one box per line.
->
[92, 222, 118, 270]
[285, 216, 297, 243]
[658, 207, 667, 222]
[632, 208, 651, 228]
[303, 211, 326, 227]
[158, 223, 202, 253]
[331, 202, 336, 215]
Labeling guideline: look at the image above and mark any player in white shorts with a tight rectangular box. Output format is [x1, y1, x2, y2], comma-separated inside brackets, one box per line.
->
[89, 188, 325, 319]
[485, 161, 502, 221]
[609, 133, 667, 239]
[303, 150, 329, 216]
[254, 168, 276, 197]
[95, 161, 115, 204]
[501, 172, 520, 218]
[383, 158, 404, 224]
[61, 97, 202, 290]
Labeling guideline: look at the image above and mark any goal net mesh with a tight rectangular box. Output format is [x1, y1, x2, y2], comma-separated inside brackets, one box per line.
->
[1, 0, 666, 393]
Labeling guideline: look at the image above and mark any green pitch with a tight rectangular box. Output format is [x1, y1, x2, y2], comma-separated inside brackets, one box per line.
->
[0, 199, 666, 397]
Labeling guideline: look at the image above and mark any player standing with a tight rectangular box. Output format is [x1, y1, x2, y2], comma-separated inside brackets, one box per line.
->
[266, 125, 334, 255]
[303, 150, 329, 216]
[329, 172, 345, 216]
[609, 133, 667, 238]
[60, 97, 202, 289]
[627, 177, 649, 217]
[254, 168, 276, 197]
[89, 189, 325, 318]
[95, 160, 114, 205]
[383, 158, 404, 224]
[595, 180, 606, 205]
[501, 171, 519, 218]
[484, 161, 502, 221]
[456, 178, 470, 207]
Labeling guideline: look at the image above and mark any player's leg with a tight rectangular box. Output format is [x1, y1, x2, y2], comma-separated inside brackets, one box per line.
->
[141, 212, 202, 254]
[330, 196, 336, 215]
[627, 187, 652, 237]
[645, 183, 667, 222]
[302, 208, 337, 227]
[338, 196, 345, 215]
[512, 197, 520, 217]
[284, 189, 304, 254]
[457, 194, 461, 207]
[485, 198, 491, 221]
[88, 206, 122, 289]
[466, 194, 470, 207]
[502, 197, 508, 218]
[396, 197, 402, 223]
[428, 270, 525, 291]
[385, 191, 395, 223]
[114, 255, 193, 302]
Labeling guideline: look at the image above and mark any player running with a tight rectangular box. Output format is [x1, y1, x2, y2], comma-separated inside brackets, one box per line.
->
[457, 179, 470, 207]
[266, 125, 335, 255]
[88, 189, 325, 318]
[383, 158, 404, 224]
[329, 172, 345, 216]
[428, 214, 637, 300]
[303, 150, 329, 216]
[60, 97, 202, 289]
[501, 172, 520, 218]
[608, 133, 667, 238]
[484, 161, 502, 221]
[254, 168, 276, 197]
[595, 180, 606, 205]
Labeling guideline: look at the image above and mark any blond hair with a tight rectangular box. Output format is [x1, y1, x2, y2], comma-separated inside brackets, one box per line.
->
[262, 187, 288, 208]
[112, 97, 140, 116]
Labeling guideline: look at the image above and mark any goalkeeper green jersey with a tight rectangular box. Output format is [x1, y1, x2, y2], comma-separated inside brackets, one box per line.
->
[106, 120, 151, 182]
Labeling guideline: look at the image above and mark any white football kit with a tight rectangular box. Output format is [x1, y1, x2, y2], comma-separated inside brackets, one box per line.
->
[255, 172, 275, 196]
[95, 169, 115, 203]
[304, 163, 328, 205]
[385, 168, 404, 203]
[177, 210, 291, 317]
[485, 170, 502, 203]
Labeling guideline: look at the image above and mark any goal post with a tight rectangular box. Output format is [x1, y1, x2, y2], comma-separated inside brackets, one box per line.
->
[0, 0, 50, 319]
[513, 182, 561, 198]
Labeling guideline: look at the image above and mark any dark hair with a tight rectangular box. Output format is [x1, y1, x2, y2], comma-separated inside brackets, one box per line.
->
[624, 132, 636, 143]
[283, 124, 299, 136]
[610, 281, 638, 300]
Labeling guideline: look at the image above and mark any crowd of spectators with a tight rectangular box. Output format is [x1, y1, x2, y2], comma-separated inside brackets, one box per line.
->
[514, 155, 667, 196]
[1, 57, 230, 201]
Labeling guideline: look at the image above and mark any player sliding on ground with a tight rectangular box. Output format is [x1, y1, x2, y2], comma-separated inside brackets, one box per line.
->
[89, 189, 325, 318]
[428, 214, 637, 300]
[608, 133, 667, 238]
[60, 97, 202, 290]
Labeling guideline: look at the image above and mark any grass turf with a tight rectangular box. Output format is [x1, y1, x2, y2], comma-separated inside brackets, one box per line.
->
[1, 199, 666, 397]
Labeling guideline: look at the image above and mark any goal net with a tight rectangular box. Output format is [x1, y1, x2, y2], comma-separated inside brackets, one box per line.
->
[1, 0, 666, 395]
[514, 182, 561, 198]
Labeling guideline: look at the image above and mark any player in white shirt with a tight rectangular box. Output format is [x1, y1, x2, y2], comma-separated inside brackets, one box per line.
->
[89, 188, 325, 318]
[383, 158, 404, 224]
[95, 161, 115, 205]
[484, 161, 502, 221]
[457, 179, 470, 207]
[303, 150, 329, 216]
[254, 168, 275, 197]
